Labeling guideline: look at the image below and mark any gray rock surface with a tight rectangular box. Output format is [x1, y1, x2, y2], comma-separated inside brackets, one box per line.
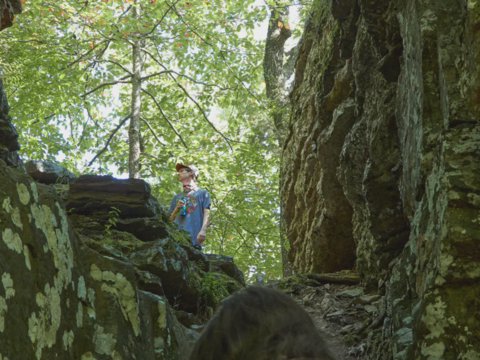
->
[25, 160, 76, 184]
[67, 175, 162, 219]
[0, 161, 244, 359]
[281, 0, 480, 358]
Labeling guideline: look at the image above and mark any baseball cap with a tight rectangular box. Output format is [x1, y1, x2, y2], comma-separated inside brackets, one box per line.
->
[176, 163, 199, 178]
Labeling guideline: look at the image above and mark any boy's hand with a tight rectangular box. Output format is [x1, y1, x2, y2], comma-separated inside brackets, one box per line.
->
[197, 229, 206, 244]
[176, 199, 185, 209]
[169, 199, 185, 222]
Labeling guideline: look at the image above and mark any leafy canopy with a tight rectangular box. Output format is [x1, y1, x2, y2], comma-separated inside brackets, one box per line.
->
[2, 0, 282, 281]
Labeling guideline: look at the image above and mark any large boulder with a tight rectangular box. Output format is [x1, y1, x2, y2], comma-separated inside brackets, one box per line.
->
[0, 161, 191, 359]
[0, 162, 245, 359]
[25, 160, 76, 184]
[116, 217, 170, 242]
[67, 175, 162, 219]
[66, 177, 245, 319]
[204, 254, 245, 286]
[73, 218, 244, 316]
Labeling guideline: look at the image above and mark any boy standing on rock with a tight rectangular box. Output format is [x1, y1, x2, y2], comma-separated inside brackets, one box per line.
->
[169, 163, 211, 250]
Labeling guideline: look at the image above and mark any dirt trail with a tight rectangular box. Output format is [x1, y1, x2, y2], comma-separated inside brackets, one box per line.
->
[270, 272, 385, 360]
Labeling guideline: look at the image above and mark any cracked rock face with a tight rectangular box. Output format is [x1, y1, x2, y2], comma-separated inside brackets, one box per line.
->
[67, 175, 163, 219]
[0, 0, 22, 167]
[282, 0, 480, 358]
[0, 162, 245, 359]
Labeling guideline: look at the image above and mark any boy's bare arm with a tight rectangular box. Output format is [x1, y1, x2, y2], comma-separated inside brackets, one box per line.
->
[197, 208, 210, 243]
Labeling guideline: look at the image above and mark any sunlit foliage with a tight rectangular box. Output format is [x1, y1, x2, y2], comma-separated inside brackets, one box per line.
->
[1, 0, 283, 281]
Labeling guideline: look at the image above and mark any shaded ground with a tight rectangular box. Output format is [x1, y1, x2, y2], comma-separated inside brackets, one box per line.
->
[269, 271, 386, 360]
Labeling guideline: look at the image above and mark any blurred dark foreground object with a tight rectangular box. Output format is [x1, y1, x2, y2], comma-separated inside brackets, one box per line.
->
[189, 286, 336, 360]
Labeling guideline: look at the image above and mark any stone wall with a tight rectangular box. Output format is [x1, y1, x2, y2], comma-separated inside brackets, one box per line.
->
[282, 0, 480, 358]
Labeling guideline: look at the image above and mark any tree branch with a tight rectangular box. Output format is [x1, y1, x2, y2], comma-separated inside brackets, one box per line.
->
[150, 8, 263, 104]
[147, 23, 234, 149]
[145, 47, 232, 147]
[66, 39, 110, 68]
[140, 70, 173, 81]
[173, 79, 232, 149]
[219, 53, 264, 102]
[142, 48, 228, 89]
[100, 59, 133, 75]
[81, 75, 132, 98]
[140, 88, 188, 148]
[140, 116, 166, 147]
[142, 0, 180, 37]
[87, 114, 131, 166]
[168, 0, 232, 52]
[77, 105, 97, 147]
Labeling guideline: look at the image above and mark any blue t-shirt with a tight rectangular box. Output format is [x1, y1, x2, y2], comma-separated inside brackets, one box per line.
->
[169, 189, 211, 245]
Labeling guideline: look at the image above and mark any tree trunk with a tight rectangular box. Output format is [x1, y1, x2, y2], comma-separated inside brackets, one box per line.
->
[263, 3, 292, 144]
[263, 2, 295, 277]
[128, 3, 143, 179]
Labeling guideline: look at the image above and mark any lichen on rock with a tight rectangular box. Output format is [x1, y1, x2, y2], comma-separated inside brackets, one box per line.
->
[28, 283, 63, 359]
[0, 137, 245, 360]
[90, 264, 140, 337]
[282, 0, 480, 358]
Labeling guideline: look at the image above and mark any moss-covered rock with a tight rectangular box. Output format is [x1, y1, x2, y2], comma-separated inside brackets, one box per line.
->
[199, 272, 243, 309]
[0, 161, 245, 359]
[283, 0, 480, 358]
